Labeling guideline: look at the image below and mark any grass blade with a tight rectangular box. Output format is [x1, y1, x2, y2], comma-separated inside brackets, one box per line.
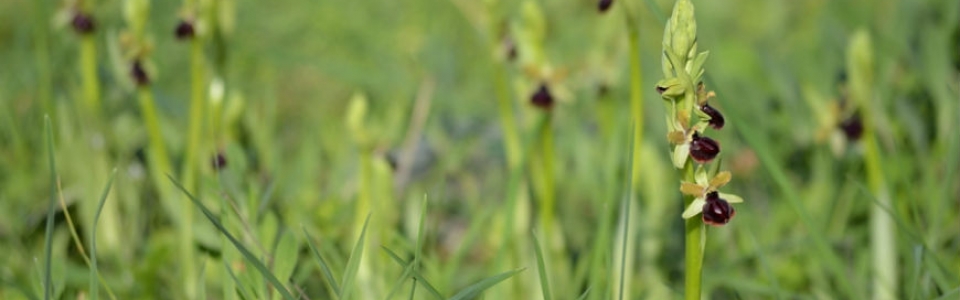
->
[223, 259, 255, 300]
[167, 175, 296, 300]
[302, 227, 341, 298]
[197, 259, 207, 300]
[532, 232, 552, 300]
[448, 268, 526, 300]
[934, 286, 960, 300]
[576, 286, 593, 300]
[852, 180, 958, 286]
[413, 195, 427, 299]
[712, 78, 858, 297]
[340, 213, 371, 300]
[43, 115, 57, 300]
[618, 122, 638, 300]
[385, 257, 416, 299]
[90, 168, 117, 300]
[387, 196, 429, 300]
[382, 247, 444, 300]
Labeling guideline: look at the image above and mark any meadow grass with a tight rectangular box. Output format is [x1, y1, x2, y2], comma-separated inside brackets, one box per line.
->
[2, 0, 959, 299]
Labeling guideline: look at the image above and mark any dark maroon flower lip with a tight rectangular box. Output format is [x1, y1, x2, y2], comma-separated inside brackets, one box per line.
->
[689, 132, 720, 163]
[131, 60, 150, 87]
[838, 112, 863, 141]
[211, 151, 227, 170]
[71, 12, 96, 35]
[598, 0, 614, 13]
[175, 20, 196, 40]
[700, 103, 725, 130]
[702, 192, 735, 226]
[530, 83, 554, 110]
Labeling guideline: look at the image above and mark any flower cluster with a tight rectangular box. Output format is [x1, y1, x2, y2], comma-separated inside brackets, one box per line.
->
[656, 0, 743, 226]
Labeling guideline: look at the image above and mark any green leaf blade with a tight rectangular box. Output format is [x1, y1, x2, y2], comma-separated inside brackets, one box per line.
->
[303, 227, 341, 299]
[90, 168, 117, 300]
[168, 175, 296, 300]
[340, 213, 371, 300]
[532, 232, 552, 300]
[448, 268, 526, 300]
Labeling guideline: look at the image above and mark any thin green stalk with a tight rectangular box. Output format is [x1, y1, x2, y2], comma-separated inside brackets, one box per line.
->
[90, 169, 118, 300]
[80, 36, 100, 116]
[56, 176, 118, 300]
[681, 162, 702, 300]
[616, 123, 638, 300]
[31, 0, 52, 117]
[495, 66, 522, 171]
[179, 30, 206, 300]
[137, 87, 194, 297]
[137, 88, 174, 199]
[181, 38, 206, 195]
[847, 31, 896, 300]
[43, 116, 56, 300]
[625, 1, 645, 185]
[492, 47, 526, 297]
[537, 113, 556, 239]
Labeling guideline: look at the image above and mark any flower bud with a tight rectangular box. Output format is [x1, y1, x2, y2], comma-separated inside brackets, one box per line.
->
[655, 78, 685, 99]
[689, 132, 720, 163]
[666, 0, 696, 64]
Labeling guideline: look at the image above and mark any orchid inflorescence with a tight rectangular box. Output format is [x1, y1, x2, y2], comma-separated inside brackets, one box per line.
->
[656, 0, 743, 226]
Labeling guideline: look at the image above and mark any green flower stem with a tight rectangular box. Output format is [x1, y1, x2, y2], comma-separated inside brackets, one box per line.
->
[138, 87, 196, 297]
[31, 0, 52, 118]
[865, 121, 895, 300]
[681, 160, 703, 300]
[496, 73, 522, 172]
[848, 32, 896, 300]
[80, 35, 100, 116]
[626, 4, 645, 187]
[178, 36, 206, 300]
[137, 88, 174, 197]
[536, 113, 556, 239]
[181, 40, 206, 187]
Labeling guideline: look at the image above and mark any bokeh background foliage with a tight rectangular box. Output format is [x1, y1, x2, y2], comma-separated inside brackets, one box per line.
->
[1, 0, 958, 299]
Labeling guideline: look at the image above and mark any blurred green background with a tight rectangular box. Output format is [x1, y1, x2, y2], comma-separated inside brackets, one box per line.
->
[1, 0, 958, 299]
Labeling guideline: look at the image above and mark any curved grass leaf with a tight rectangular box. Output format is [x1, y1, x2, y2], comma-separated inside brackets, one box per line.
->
[223, 259, 255, 300]
[448, 268, 526, 300]
[708, 77, 858, 298]
[303, 227, 341, 299]
[934, 286, 960, 300]
[382, 247, 444, 300]
[90, 168, 117, 300]
[384, 256, 415, 299]
[576, 286, 592, 300]
[532, 232, 552, 300]
[340, 213, 371, 300]
[168, 175, 296, 300]
[43, 116, 56, 300]
[414, 195, 428, 298]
